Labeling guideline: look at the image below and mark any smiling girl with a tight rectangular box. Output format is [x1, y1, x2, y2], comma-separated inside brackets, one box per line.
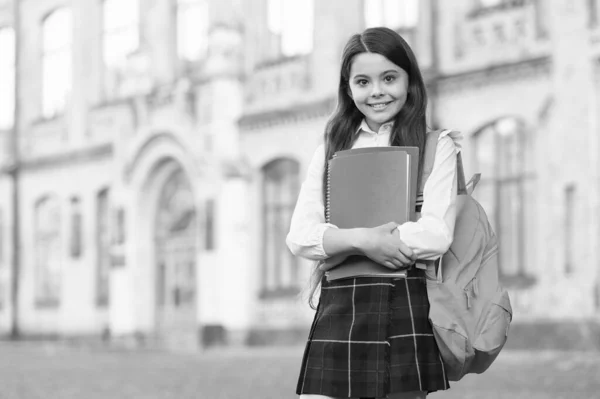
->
[286, 27, 461, 399]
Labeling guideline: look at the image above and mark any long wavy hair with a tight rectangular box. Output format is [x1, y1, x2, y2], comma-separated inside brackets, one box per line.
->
[306, 27, 429, 309]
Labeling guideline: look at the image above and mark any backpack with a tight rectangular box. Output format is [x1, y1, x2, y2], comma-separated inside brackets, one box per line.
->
[417, 129, 513, 382]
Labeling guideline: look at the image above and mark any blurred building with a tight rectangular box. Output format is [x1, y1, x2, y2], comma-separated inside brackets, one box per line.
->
[0, 0, 599, 349]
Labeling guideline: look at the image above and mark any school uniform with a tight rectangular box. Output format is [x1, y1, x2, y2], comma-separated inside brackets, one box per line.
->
[286, 121, 462, 398]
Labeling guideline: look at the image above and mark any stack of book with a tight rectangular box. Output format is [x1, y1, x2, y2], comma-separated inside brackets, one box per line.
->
[324, 146, 419, 281]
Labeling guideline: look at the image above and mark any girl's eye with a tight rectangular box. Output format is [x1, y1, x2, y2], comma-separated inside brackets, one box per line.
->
[384, 75, 396, 83]
[357, 79, 369, 86]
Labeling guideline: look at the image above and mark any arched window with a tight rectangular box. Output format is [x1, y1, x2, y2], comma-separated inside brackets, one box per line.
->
[364, 0, 419, 29]
[96, 188, 110, 306]
[267, 0, 314, 57]
[176, 0, 209, 62]
[0, 27, 15, 129]
[42, 8, 72, 118]
[261, 158, 300, 297]
[473, 118, 533, 286]
[102, 0, 139, 97]
[34, 196, 62, 307]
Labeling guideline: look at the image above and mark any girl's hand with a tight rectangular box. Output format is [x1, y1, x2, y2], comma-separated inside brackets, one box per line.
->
[360, 222, 416, 270]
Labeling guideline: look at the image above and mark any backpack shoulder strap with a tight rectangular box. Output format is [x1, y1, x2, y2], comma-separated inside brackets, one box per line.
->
[419, 129, 470, 197]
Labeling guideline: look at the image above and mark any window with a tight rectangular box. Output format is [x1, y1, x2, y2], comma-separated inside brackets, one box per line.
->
[34, 197, 62, 307]
[364, 0, 419, 29]
[595, 282, 600, 311]
[473, 118, 531, 286]
[176, 0, 209, 61]
[589, 0, 599, 27]
[114, 207, 126, 245]
[267, 0, 314, 57]
[102, 0, 139, 98]
[261, 158, 300, 297]
[0, 209, 3, 310]
[0, 209, 3, 264]
[42, 8, 72, 119]
[96, 189, 110, 306]
[0, 27, 15, 129]
[564, 184, 575, 275]
[70, 197, 83, 258]
[205, 198, 215, 250]
[110, 207, 126, 267]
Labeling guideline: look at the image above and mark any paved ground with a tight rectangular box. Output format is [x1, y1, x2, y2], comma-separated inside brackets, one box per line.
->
[0, 343, 599, 399]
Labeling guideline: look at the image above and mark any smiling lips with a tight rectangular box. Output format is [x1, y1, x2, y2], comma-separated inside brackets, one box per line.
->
[368, 101, 392, 110]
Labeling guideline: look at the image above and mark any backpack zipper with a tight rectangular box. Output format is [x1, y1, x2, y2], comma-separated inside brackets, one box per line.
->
[462, 242, 498, 309]
[464, 276, 479, 309]
[465, 290, 471, 309]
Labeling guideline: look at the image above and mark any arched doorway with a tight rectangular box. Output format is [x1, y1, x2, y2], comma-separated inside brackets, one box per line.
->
[154, 168, 198, 349]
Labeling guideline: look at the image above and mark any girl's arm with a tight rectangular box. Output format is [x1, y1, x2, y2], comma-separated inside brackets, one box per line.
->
[286, 144, 414, 268]
[396, 131, 460, 260]
[286, 144, 337, 261]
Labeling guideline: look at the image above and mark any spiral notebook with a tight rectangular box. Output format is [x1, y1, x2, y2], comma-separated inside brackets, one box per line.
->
[324, 146, 419, 281]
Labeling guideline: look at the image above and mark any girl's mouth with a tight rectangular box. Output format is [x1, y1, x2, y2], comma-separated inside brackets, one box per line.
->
[368, 101, 392, 110]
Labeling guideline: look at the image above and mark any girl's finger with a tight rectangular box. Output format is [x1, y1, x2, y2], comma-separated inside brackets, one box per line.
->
[383, 261, 397, 270]
[395, 251, 411, 265]
[397, 241, 414, 259]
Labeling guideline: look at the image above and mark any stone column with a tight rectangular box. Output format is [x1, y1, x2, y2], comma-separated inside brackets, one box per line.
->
[538, 0, 597, 316]
[215, 174, 252, 345]
[197, 21, 254, 344]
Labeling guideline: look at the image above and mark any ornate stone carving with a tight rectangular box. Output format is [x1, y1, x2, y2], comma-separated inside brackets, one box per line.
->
[438, 57, 551, 95]
[203, 24, 243, 78]
[23, 117, 67, 157]
[454, 2, 547, 65]
[246, 55, 310, 107]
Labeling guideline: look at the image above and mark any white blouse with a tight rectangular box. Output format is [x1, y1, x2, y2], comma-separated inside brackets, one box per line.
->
[286, 120, 463, 262]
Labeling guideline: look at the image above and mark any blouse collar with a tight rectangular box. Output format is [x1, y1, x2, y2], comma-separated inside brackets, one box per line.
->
[356, 119, 394, 135]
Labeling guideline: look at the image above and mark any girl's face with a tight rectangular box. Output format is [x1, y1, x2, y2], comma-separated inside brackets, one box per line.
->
[348, 52, 409, 132]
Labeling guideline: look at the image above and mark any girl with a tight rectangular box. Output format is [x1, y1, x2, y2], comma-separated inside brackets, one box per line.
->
[286, 27, 461, 399]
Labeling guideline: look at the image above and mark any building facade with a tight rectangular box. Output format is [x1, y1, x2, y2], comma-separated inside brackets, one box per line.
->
[0, 0, 599, 349]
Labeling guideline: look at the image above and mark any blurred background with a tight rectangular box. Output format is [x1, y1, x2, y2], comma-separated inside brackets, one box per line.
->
[0, 0, 599, 377]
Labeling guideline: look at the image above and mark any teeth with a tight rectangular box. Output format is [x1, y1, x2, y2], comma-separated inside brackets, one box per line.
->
[371, 103, 389, 109]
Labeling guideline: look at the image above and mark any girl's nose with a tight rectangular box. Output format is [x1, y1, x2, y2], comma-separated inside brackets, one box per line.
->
[371, 84, 384, 97]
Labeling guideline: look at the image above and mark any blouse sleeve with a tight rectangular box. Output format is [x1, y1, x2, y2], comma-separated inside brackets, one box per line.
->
[286, 144, 339, 260]
[396, 131, 462, 260]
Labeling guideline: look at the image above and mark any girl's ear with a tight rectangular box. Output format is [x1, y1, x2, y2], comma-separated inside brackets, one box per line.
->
[347, 87, 353, 99]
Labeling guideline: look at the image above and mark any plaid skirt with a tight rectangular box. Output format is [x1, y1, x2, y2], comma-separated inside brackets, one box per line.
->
[296, 268, 449, 398]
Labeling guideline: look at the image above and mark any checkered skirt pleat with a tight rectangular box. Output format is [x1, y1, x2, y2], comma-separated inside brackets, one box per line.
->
[296, 268, 449, 398]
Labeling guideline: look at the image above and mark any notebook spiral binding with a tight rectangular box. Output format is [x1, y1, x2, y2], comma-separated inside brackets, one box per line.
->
[325, 156, 334, 223]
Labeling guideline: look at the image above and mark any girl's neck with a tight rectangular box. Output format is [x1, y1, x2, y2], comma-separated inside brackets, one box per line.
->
[365, 120, 381, 132]
[364, 118, 394, 133]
